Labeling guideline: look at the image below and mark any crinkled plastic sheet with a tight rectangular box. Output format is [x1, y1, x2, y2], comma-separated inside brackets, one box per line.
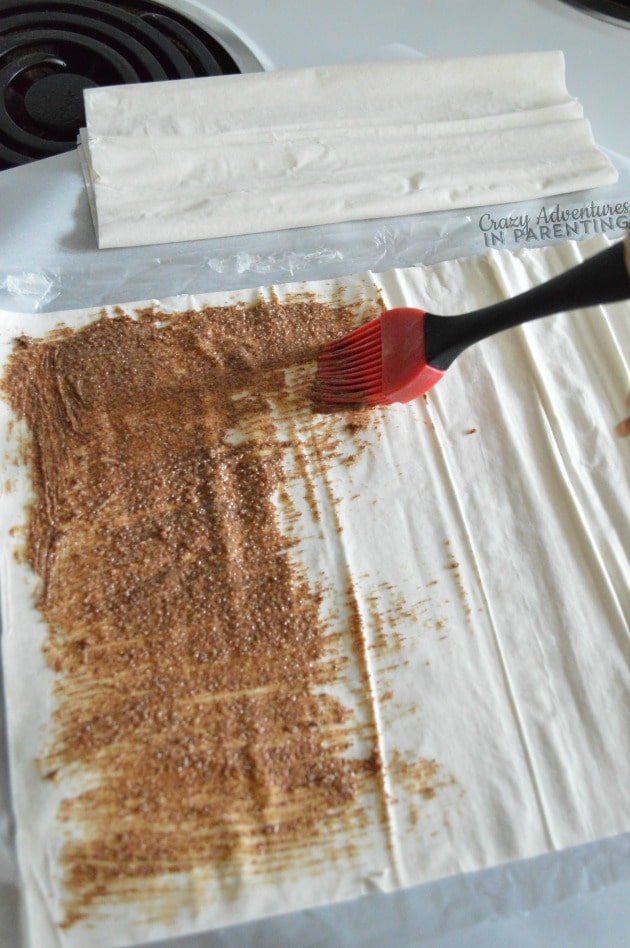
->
[0, 149, 628, 316]
[0, 145, 629, 948]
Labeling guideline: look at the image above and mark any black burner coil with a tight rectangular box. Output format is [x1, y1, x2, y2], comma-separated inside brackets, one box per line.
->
[0, 0, 242, 169]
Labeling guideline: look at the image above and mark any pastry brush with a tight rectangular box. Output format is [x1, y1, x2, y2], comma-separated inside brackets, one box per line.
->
[315, 240, 630, 407]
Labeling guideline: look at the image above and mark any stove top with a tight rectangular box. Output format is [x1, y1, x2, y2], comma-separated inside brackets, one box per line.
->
[561, 0, 630, 25]
[0, 0, 262, 170]
[1, 0, 628, 171]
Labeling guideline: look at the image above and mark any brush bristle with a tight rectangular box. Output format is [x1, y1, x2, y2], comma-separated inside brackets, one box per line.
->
[314, 307, 444, 409]
[315, 316, 385, 405]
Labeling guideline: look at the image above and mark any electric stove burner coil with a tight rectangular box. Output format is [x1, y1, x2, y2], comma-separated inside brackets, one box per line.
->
[0, 0, 246, 169]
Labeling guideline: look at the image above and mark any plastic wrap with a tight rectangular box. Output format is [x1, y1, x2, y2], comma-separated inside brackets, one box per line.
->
[0, 149, 628, 316]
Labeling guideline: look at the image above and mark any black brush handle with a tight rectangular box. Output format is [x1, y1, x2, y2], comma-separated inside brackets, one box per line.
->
[424, 240, 630, 371]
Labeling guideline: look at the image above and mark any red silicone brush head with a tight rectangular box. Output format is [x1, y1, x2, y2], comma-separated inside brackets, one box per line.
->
[315, 308, 445, 408]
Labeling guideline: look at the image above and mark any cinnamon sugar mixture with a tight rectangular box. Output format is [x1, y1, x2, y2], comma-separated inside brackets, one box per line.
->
[2, 298, 383, 924]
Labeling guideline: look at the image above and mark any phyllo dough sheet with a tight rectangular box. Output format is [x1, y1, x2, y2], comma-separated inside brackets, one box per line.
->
[0, 237, 628, 947]
[78, 52, 617, 248]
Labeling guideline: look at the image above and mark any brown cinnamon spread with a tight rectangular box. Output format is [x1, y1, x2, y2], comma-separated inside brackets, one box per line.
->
[2, 297, 383, 924]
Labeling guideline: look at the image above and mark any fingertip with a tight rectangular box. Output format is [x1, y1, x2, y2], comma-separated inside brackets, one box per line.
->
[614, 417, 630, 438]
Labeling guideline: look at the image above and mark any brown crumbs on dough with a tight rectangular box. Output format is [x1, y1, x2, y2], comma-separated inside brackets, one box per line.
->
[1, 297, 386, 925]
